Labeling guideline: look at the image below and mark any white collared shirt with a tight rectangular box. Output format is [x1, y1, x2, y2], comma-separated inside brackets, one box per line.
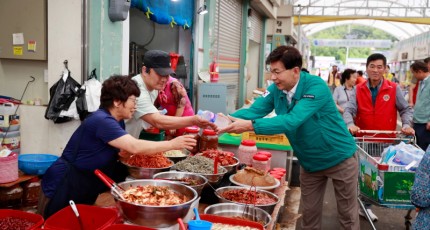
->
[283, 79, 300, 104]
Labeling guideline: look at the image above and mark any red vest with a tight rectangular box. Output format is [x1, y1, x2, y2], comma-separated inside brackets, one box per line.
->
[355, 80, 397, 137]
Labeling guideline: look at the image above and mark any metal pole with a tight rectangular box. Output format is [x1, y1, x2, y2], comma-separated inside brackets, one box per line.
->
[81, 0, 88, 82]
[345, 24, 351, 66]
[298, 4, 301, 52]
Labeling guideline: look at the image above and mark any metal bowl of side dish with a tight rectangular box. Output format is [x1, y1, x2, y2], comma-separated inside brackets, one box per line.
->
[114, 179, 198, 228]
[204, 203, 272, 228]
[153, 171, 208, 196]
[214, 186, 279, 214]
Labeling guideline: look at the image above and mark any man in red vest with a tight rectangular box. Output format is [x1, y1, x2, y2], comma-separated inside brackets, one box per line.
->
[343, 53, 414, 221]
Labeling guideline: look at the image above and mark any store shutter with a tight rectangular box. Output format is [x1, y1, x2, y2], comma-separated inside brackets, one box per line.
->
[248, 8, 263, 43]
[216, 0, 243, 108]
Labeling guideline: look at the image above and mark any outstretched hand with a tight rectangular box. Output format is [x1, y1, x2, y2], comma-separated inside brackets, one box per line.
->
[218, 116, 253, 134]
[193, 115, 219, 132]
[170, 134, 197, 150]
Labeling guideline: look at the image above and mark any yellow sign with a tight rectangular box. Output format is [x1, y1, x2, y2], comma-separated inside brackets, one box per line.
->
[28, 40, 36, 52]
[13, 46, 23, 55]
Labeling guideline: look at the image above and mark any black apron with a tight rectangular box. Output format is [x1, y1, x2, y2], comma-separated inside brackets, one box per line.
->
[43, 125, 128, 218]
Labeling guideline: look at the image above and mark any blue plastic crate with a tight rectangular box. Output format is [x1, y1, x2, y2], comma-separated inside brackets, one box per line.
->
[18, 154, 59, 175]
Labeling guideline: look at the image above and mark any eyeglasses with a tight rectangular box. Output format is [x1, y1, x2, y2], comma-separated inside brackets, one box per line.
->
[269, 69, 288, 76]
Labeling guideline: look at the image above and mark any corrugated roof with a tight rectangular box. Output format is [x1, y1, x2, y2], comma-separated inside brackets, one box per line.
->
[290, 0, 430, 40]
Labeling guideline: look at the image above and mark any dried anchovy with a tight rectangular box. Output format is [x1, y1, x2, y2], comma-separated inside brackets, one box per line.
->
[172, 156, 222, 174]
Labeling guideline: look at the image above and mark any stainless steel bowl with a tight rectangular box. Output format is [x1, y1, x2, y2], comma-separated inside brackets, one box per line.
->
[153, 171, 208, 196]
[122, 160, 174, 179]
[214, 186, 279, 214]
[222, 157, 239, 173]
[229, 174, 281, 192]
[163, 149, 191, 163]
[204, 203, 272, 228]
[196, 166, 228, 185]
[114, 179, 198, 228]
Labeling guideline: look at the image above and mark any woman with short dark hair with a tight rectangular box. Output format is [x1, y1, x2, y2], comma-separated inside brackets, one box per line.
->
[38, 75, 196, 218]
[332, 69, 357, 114]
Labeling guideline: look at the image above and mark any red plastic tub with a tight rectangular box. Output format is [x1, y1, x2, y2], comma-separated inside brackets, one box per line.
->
[103, 224, 155, 230]
[0, 209, 44, 230]
[44, 204, 118, 230]
[199, 214, 264, 230]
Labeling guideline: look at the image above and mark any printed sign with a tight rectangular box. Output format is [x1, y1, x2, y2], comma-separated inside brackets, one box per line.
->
[313, 39, 392, 48]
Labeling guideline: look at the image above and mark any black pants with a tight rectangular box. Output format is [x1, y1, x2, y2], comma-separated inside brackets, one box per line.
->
[414, 123, 430, 151]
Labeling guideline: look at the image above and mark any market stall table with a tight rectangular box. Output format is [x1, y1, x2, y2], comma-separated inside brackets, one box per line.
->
[95, 180, 289, 230]
[218, 133, 294, 183]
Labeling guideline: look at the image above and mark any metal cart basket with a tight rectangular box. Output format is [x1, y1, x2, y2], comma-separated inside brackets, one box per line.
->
[356, 130, 420, 230]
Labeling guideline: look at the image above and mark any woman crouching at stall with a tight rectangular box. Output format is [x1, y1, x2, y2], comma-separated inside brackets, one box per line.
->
[37, 75, 197, 218]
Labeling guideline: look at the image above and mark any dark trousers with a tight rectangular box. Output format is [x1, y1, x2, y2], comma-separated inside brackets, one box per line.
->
[414, 123, 430, 151]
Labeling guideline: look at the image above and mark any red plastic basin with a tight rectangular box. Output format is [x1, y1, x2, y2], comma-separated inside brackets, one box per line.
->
[44, 204, 118, 230]
[103, 224, 155, 230]
[0, 209, 44, 230]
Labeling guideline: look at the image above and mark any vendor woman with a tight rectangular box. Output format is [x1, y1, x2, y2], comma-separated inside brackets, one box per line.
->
[38, 75, 197, 218]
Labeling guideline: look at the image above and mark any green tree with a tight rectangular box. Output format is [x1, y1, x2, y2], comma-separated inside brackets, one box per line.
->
[309, 25, 398, 64]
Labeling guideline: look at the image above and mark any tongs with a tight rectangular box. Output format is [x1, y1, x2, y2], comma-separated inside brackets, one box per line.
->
[94, 169, 126, 200]
[243, 186, 258, 222]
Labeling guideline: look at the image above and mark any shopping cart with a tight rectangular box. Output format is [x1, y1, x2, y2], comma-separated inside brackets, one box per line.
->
[356, 130, 420, 230]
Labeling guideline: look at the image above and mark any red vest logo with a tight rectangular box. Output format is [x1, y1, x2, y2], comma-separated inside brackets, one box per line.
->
[383, 94, 390, 101]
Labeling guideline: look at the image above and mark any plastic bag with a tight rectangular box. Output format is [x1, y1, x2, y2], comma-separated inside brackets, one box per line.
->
[76, 87, 89, 121]
[45, 71, 81, 123]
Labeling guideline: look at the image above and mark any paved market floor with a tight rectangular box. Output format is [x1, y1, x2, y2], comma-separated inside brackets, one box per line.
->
[279, 180, 416, 230]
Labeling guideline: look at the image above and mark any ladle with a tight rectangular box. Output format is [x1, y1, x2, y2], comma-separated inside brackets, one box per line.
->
[188, 208, 213, 230]
[69, 200, 84, 230]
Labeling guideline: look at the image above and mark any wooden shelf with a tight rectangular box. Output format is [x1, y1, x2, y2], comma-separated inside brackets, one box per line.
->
[0, 172, 37, 188]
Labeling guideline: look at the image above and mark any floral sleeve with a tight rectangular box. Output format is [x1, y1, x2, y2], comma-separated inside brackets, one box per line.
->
[411, 152, 430, 209]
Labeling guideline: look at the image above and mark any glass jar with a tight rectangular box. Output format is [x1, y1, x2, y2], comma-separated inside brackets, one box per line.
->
[22, 177, 41, 207]
[252, 154, 269, 172]
[0, 184, 23, 208]
[184, 127, 200, 155]
[237, 140, 257, 166]
[199, 129, 218, 152]
[257, 151, 272, 171]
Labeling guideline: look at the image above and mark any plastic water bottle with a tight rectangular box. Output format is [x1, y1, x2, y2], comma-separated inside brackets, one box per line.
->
[197, 110, 232, 129]
[197, 110, 215, 122]
[213, 113, 232, 129]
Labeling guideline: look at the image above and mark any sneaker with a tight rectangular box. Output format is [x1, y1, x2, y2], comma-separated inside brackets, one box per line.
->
[359, 208, 378, 222]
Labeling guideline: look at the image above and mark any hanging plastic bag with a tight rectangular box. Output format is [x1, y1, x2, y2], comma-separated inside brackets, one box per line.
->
[76, 87, 89, 121]
[45, 70, 81, 123]
[84, 78, 101, 112]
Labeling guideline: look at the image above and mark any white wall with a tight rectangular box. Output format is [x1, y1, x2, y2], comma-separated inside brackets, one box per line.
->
[0, 57, 48, 104]
[19, 0, 83, 155]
